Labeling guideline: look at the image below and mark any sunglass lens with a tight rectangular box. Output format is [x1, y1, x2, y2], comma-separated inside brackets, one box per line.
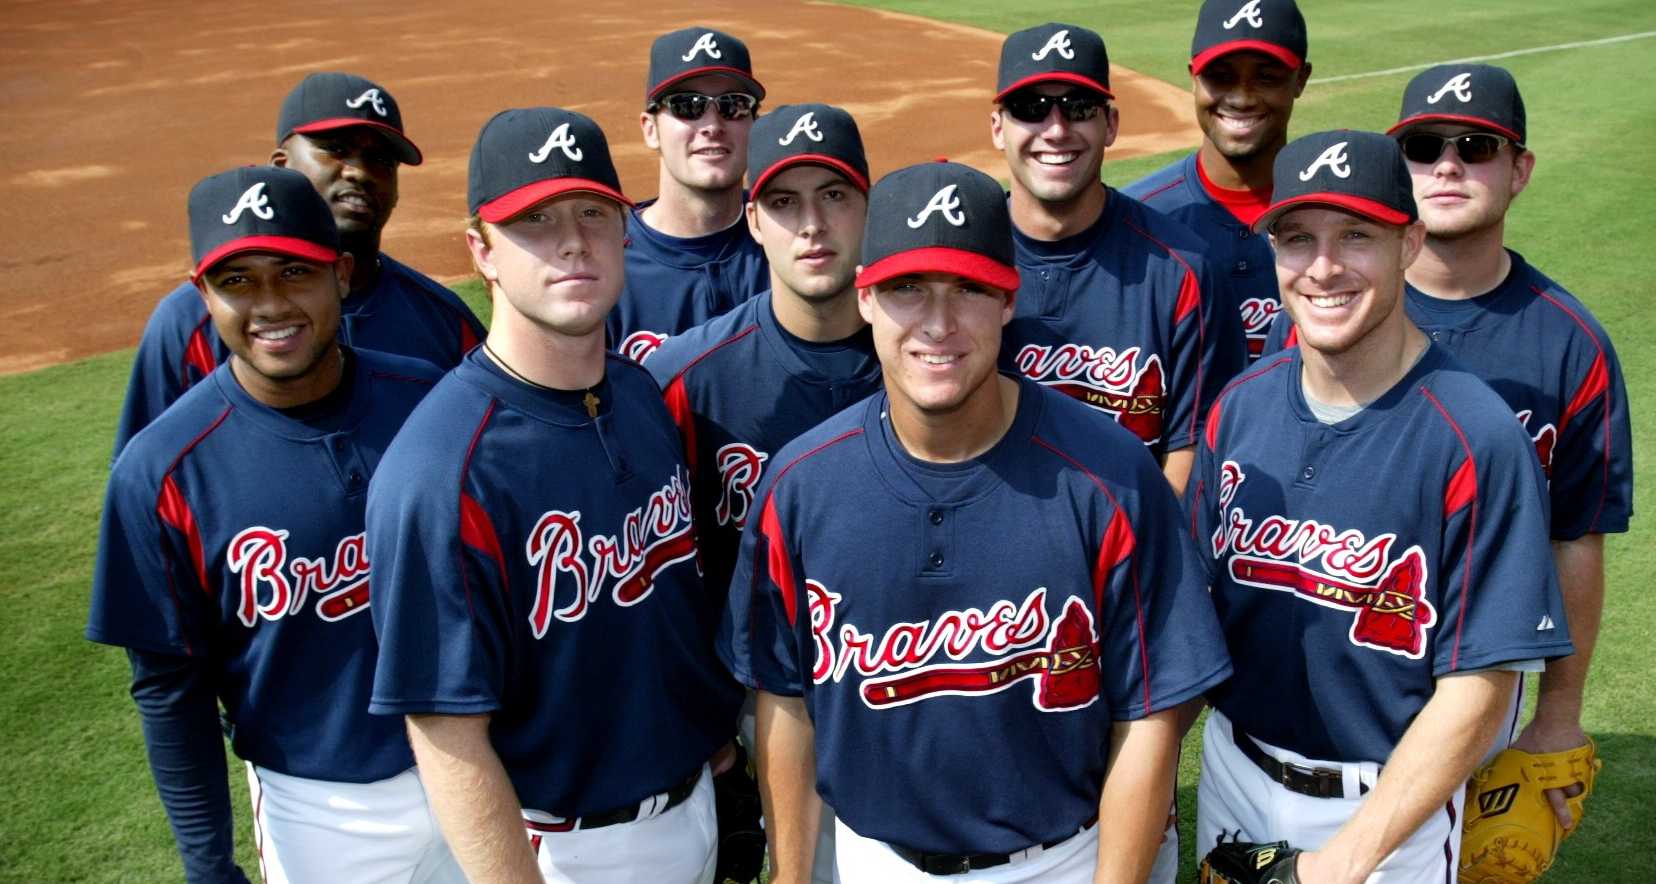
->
[665, 94, 710, 121]
[715, 94, 757, 120]
[1003, 94, 1052, 124]
[1401, 135, 1446, 164]
[1455, 134, 1502, 163]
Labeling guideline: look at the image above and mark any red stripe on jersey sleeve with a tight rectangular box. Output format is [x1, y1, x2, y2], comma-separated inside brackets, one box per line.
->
[1559, 353, 1608, 433]
[1093, 507, 1137, 608]
[662, 376, 699, 479]
[1285, 325, 1298, 348]
[1204, 399, 1223, 451]
[457, 401, 507, 604]
[1533, 287, 1615, 531]
[157, 473, 210, 596]
[1173, 269, 1202, 325]
[1418, 386, 1478, 670]
[1443, 458, 1477, 518]
[759, 494, 799, 626]
[184, 319, 217, 382]
[459, 319, 479, 355]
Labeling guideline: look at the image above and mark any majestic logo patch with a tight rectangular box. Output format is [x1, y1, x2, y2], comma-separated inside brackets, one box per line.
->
[1213, 461, 1439, 658]
[225, 528, 372, 626]
[1427, 72, 1474, 105]
[681, 32, 722, 62]
[1238, 297, 1284, 358]
[907, 184, 966, 228]
[1223, 0, 1265, 29]
[618, 330, 667, 364]
[222, 182, 275, 225]
[1516, 409, 1556, 479]
[1013, 344, 1165, 443]
[809, 583, 1100, 711]
[1298, 142, 1352, 181]
[345, 88, 388, 117]
[1476, 782, 1521, 817]
[715, 443, 769, 528]
[1031, 29, 1075, 61]
[529, 122, 584, 163]
[523, 466, 696, 637]
[778, 111, 824, 146]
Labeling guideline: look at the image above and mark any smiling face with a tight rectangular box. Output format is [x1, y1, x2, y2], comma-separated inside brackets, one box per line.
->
[1271, 206, 1424, 357]
[858, 272, 1013, 416]
[748, 164, 867, 304]
[991, 82, 1118, 208]
[272, 129, 400, 237]
[640, 73, 755, 194]
[1403, 123, 1534, 241]
[467, 193, 627, 339]
[1193, 51, 1309, 163]
[196, 251, 352, 405]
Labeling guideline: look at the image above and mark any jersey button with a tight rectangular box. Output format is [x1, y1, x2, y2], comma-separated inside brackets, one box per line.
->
[929, 509, 944, 525]
[928, 552, 945, 568]
[1430, 331, 1442, 341]
[1301, 466, 1316, 480]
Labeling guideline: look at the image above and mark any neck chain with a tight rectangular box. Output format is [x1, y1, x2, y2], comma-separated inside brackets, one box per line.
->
[483, 341, 601, 418]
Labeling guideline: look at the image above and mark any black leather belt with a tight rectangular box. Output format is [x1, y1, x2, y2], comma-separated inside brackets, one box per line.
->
[1235, 728, 1369, 799]
[888, 816, 1097, 876]
[524, 769, 700, 833]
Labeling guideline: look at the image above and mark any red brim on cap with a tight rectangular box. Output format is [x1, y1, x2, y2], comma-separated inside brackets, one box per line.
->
[1253, 193, 1413, 233]
[855, 247, 1021, 294]
[192, 236, 339, 282]
[650, 68, 767, 101]
[1191, 41, 1303, 76]
[751, 156, 870, 198]
[1386, 114, 1523, 144]
[478, 179, 634, 224]
[994, 72, 1114, 103]
[292, 119, 424, 166]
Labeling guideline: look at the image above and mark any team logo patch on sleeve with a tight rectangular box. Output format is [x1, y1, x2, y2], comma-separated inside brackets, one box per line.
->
[1012, 344, 1165, 443]
[1213, 462, 1438, 658]
[226, 527, 373, 626]
[809, 584, 1101, 711]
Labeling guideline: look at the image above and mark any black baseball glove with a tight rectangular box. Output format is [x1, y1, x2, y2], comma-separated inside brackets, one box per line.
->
[1199, 838, 1303, 884]
[712, 740, 766, 884]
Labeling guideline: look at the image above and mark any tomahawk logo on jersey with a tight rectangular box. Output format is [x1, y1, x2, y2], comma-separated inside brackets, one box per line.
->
[648, 292, 881, 597]
[1259, 251, 1633, 541]
[723, 378, 1231, 856]
[1126, 154, 1279, 361]
[1186, 346, 1572, 765]
[368, 349, 741, 817]
[87, 348, 443, 783]
[605, 202, 769, 364]
[1000, 188, 1245, 453]
[113, 255, 484, 457]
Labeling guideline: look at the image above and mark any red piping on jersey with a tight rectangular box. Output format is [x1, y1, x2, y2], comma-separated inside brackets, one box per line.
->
[1205, 354, 1294, 451]
[1534, 286, 1614, 532]
[152, 405, 233, 656]
[1418, 385, 1478, 671]
[457, 401, 507, 612]
[1284, 325, 1299, 348]
[1121, 216, 1208, 446]
[1031, 435, 1153, 715]
[662, 325, 761, 480]
[183, 315, 217, 384]
[1136, 176, 1185, 204]
[750, 426, 864, 630]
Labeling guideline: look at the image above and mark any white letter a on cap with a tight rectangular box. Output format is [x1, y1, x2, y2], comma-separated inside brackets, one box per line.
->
[682, 32, 722, 62]
[1298, 142, 1352, 181]
[1032, 30, 1075, 61]
[907, 184, 966, 228]
[222, 182, 275, 224]
[529, 123, 584, 164]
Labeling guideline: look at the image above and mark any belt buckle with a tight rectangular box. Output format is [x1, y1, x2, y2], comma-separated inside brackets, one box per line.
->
[926, 855, 972, 876]
[1283, 760, 1342, 797]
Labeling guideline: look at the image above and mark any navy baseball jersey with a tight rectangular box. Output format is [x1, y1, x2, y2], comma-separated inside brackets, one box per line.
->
[1126, 153, 1279, 362]
[367, 349, 741, 816]
[1260, 252, 1633, 541]
[113, 253, 484, 457]
[87, 348, 442, 783]
[1186, 346, 1572, 765]
[723, 377, 1232, 854]
[605, 200, 769, 365]
[647, 292, 881, 597]
[1001, 188, 1247, 455]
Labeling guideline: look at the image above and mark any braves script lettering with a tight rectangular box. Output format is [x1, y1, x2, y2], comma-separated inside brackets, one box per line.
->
[715, 443, 769, 528]
[226, 528, 372, 627]
[1013, 343, 1165, 442]
[619, 330, 667, 364]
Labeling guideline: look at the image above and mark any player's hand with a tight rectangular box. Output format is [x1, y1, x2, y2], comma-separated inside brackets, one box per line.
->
[1512, 717, 1590, 830]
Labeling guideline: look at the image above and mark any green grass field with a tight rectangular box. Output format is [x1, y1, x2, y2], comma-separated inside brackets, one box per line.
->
[3, 1, 1652, 880]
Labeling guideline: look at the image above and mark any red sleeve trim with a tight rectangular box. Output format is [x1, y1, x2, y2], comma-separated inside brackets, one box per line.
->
[1533, 287, 1615, 532]
[1285, 325, 1298, 348]
[459, 320, 480, 355]
[1418, 385, 1477, 670]
[753, 427, 866, 627]
[1122, 216, 1209, 445]
[662, 377, 699, 479]
[1443, 458, 1476, 518]
[457, 402, 506, 606]
[157, 474, 210, 597]
[183, 317, 217, 383]
[1204, 398, 1224, 451]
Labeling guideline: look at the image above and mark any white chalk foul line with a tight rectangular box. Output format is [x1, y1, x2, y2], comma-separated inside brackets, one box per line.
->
[1311, 30, 1656, 84]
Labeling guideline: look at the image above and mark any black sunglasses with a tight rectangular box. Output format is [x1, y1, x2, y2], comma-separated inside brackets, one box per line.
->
[651, 92, 759, 122]
[1001, 91, 1107, 124]
[1399, 132, 1511, 165]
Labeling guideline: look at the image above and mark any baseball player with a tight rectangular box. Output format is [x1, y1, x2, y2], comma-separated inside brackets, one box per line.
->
[86, 165, 458, 883]
[648, 103, 882, 884]
[368, 107, 741, 884]
[990, 22, 1247, 497]
[1186, 131, 1571, 882]
[607, 27, 770, 364]
[1124, 0, 1311, 363]
[113, 71, 485, 457]
[724, 160, 1232, 883]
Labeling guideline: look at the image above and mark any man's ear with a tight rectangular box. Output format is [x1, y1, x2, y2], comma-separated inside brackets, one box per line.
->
[465, 226, 499, 285]
[640, 111, 661, 152]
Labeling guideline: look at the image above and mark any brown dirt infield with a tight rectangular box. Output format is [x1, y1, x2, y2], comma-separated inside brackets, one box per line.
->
[0, 0, 1197, 375]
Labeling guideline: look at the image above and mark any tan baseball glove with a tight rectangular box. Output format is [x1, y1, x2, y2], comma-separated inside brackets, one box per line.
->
[1459, 738, 1601, 883]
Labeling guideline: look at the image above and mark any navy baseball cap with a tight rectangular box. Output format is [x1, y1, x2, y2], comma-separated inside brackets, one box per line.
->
[1256, 130, 1418, 232]
[856, 161, 1019, 293]
[1387, 64, 1526, 145]
[277, 72, 422, 166]
[995, 23, 1112, 102]
[748, 104, 869, 196]
[1191, 0, 1308, 74]
[647, 27, 765, 103]
[468, 108, 631, 224]
[189, 166, 340, 281]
